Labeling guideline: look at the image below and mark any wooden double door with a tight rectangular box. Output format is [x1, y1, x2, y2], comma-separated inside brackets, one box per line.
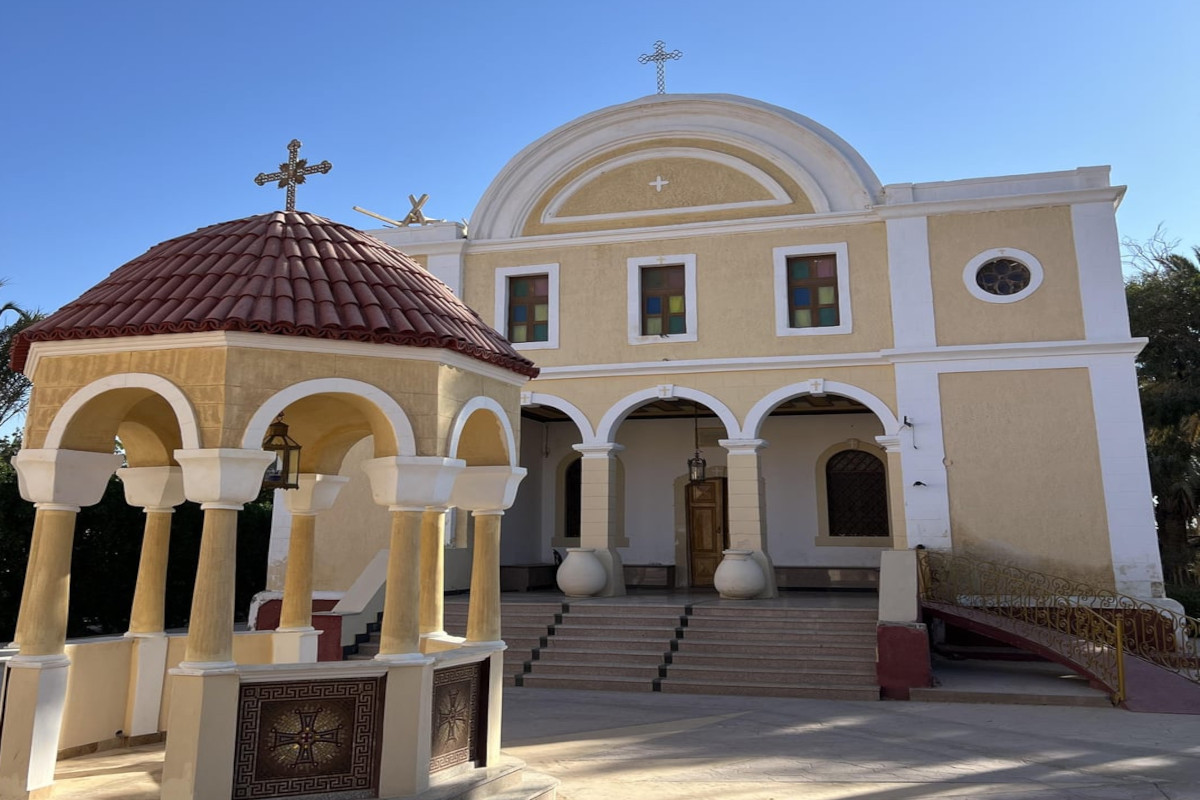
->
[686, 478, 728, 588]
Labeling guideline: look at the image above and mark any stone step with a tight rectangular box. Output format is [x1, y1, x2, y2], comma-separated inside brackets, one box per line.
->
[680, 627, 876, 644]
[685, 618, 876, 634]
[557, 613, 683, 628]
[673, 639, 875, 658]
[658, 678, 879, 702]
[520, 674, 654, 692]
[535, 648, 666, 666]
[670, 651, 875, 671]
[551, 624, 678, 640]
[542, 636, 668, 653]
[527, 661, 660, 679]
[691, 606, 877, 621]
[664, 663, 878, 686]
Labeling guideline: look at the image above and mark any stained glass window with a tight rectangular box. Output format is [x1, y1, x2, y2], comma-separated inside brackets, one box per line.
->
[826, 449, 888, 537]
[975, 258, 1031, 296]
[641, 265, 686, 336]
[787, 255, 839, 328]
[507, 275, 549, 343]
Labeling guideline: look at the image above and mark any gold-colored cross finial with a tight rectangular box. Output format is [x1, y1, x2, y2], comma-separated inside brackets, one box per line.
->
[254, 139, 332, 212]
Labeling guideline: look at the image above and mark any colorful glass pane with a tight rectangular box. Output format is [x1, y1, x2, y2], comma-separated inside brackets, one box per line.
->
[668, 315, 686, 334]
[792, 287, 810, 307]
[815, 258, 836, 278]
[643, 269, 665, 289]
[645, 317, 663, 335]
[533, 323, 548, 340]
[513, 279, 530, 297]
[511, 305, 527, 323]
[818, 286, 836, 305]
[667, 268, 684, 289]
[793, 309, 812, 327]
[510, 324, 527, 343]
[533, 278, 548, 294]
[534, 304, 548, 322]
[789, 259, 810, 280]
[668, 295, 684, 313]
[818, 307, 838, 326]
[646, 296, 662, 314]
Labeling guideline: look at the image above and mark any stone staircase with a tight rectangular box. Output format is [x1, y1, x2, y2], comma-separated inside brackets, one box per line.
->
[659, 605, 879, 700]
[350, 597, 880, 700]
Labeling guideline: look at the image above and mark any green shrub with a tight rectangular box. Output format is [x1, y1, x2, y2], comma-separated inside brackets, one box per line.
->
[1166, 584, 1200, 618]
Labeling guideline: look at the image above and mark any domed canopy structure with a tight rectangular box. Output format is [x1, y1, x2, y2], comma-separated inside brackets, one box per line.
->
[13, 210, 537, 378]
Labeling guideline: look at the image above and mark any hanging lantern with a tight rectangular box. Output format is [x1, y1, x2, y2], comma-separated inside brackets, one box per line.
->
[687, 400, 706, 483]
[262, 413, 301, 490]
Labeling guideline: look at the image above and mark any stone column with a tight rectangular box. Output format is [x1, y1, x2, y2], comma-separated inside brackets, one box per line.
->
[719, 438, 777, 598]
[362, 456, 465, 661]
[161, 448, 274, 800]
[275, 474, 349, 663]
[875, 435, 909, 550]
[451, 466, 527, 647]
[0, 448, 121, 800]
[571, 443, 625, 596]
[419, 508, 449, 638]
[119, 466, 186, 738]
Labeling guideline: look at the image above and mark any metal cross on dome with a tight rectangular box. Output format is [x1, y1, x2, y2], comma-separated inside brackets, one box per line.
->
[254, 139, 332, 212]
[638, 39, 682, 94]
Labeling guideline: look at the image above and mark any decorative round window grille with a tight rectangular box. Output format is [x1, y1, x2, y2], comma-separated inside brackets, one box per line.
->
[975, 258, 1032, 296]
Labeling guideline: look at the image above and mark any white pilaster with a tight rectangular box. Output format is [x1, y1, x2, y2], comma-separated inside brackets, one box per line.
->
[892, 362, 952, 549]
[1072, 201, 1132, 341]
[1089, 355, 1164, 597]
[885, 216, 937, 349]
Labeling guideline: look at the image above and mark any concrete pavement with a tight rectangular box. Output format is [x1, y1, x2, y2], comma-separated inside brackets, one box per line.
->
[47, 686, 1200, 799]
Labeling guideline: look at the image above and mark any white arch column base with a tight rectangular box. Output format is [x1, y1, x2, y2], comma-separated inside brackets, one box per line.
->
[0, 655, 70, 800]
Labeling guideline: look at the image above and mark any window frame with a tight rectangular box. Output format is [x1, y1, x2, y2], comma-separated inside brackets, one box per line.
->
[962, 247, 1044, 304]
[814, 439, 892, 547]
[494, 263, 559, 350]
[627, 254, 697, 345]
[773, 243, 852, 337]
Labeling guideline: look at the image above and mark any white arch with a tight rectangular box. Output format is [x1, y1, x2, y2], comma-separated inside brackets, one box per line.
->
[240, 378, 417, 456]
[743, 380, 901, 438]
[470, 94, 883, 241]
[522, 392, 596, 442]
[45, 373, 201, 450]
[594, 386, 741, 445]
[447, 396, 519, 467]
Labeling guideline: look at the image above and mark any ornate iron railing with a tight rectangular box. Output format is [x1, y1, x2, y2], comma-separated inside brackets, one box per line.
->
[917, 551, 1200, 700]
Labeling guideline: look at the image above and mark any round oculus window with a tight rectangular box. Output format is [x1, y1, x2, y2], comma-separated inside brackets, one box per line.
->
[975, 258, 1032, 297]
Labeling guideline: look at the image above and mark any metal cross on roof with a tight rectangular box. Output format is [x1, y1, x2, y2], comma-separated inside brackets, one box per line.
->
[638, 39, 683, 94]
[254, 139, 332, 212]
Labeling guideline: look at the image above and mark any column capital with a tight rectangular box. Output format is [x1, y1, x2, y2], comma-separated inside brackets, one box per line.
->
[874, 434, 903, 452]
[572, 442, 625, 459]
[13, 448, 123, 509]
[119, 466, 186, 511]
[173, 448, 276, 509]
[285, 473, 350, 516]
[719, 438, 768, 456]
[451, 466, 526, 512]
[362, 456, 465, 510]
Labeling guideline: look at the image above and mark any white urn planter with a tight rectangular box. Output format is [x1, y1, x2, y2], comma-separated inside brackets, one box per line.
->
[713, 549, 766, 599]
[556, 548, 608, 597]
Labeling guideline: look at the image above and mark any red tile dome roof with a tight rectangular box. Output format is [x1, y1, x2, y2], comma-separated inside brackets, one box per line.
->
[12, 211, 537, 377]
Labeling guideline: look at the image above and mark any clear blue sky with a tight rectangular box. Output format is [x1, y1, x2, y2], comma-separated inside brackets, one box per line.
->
[1, 1, 1197, 318]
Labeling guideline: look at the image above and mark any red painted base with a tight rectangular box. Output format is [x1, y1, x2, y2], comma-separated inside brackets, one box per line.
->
[250, 598, 344, 661]
[877, 622, 932, 700]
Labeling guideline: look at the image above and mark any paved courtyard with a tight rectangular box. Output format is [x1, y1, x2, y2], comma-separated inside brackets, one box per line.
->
[503, 688, 1200, 800]
[51, 687, 1200, 799]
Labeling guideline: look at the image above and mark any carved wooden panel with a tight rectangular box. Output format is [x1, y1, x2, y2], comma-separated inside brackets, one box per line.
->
[430, 661, 487, 773]
[232, 677, 384, 800]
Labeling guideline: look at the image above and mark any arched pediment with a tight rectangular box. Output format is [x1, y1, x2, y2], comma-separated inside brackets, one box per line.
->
[470, 94, 883, 241]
